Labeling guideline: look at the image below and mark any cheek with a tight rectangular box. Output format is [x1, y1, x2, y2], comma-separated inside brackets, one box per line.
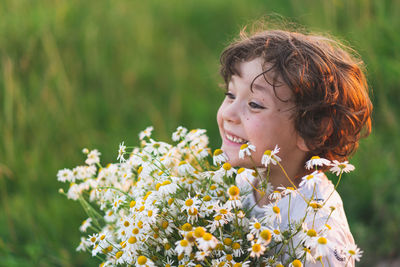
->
[216, 104, 224, 126]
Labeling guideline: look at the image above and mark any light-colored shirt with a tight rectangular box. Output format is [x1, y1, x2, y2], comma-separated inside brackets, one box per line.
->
[240, 173, 355, 266]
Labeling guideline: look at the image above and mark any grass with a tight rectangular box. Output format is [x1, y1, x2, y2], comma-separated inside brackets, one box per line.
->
[0, 0, 399, 266]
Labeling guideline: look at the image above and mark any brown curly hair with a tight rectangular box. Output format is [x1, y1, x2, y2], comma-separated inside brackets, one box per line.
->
[220, 28, 372, 162]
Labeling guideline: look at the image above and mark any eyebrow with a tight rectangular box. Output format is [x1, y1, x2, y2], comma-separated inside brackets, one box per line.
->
[252, 83, 268, 92]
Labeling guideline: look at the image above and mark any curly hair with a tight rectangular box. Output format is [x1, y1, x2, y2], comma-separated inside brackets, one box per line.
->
[220, 28, 372, 162]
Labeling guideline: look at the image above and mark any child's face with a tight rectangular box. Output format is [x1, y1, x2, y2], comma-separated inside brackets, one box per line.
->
[217, 57, 305, 168]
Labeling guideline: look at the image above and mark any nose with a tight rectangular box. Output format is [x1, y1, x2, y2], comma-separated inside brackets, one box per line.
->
[221, 100, 241, 124]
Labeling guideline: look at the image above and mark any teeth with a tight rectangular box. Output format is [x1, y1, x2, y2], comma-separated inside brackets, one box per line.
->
[226, 134, 247, 144]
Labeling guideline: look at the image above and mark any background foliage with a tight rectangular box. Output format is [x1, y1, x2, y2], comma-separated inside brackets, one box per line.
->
[1, 0, 399, 266]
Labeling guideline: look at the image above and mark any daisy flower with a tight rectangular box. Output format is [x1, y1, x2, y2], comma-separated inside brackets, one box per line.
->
[261, 145, 281, 167]
[268, 190, 282, 201]
[330, 160, 355, 176]
[248, 240, 266, 258]
[178, 161, 195, 175]
[305, 156, 331, 170]
[195, 250, 211, 261]
[139, 126, 154, 140]
[213, 149, 228, 165]
[196, 148, 210, 159]
[313, 236, 334, 258]
[238, 143, 256, 159]
[288, 259, 303, 267]
[175, 239, 192, 256]
[136, 255, 155, 267]
[225, 185, 242, 209]
[299, 171, 324, 190]
[85, 149, 101, 165]
[263, 203, 282, 224]
[235, 168, 256, 193]
[57, 168, 74, 182]
[295, 247, 316, 264]
[271, 228, 284, 242]
[181, 194, 201, 214]
[117, 142, 126, 162]
[231, 241, 244, 257]
[172, 126, 188, 142]
[344, 244, 363, 262]
[197, 232, 219, 251]
[277, 186, 298, 197]
[221, 162, 237, 177]
[79, 218, 92, 232]
[259, 229, 272, 245]
[249, 218, 263, 236]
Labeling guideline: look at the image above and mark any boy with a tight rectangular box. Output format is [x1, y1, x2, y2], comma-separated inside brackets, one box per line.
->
[217, 27, 372, 266]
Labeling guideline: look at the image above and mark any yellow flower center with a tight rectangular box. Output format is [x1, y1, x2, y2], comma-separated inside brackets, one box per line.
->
[185, 199, 194, 206]
[182, 223, 192, 232]
[291, 259, 302, 267]
[349, 249, 356, 255]
[168, 198, 174, 206]
[240, 144, 248, 150]
[162, 221, 169, 229]
[223, 238, 232, 246]
[213, 149, 223, 156]
[162, 180, 171, 186]
[228, 186, 240, 197]
[306, 174, 314, 180]
[307, 229, 317, 237]
[252, 243, 261, 253]
[264, 150, 271, 156]
[186, 231, 196, 243]
[220, 209, 228, 215]
[222, 162, 232, 170]
[232, 242, 240, 250]
[188, 208, 198, 215]
[164, 243, 171, 250]
[194, 227, 205, 238]
[318, 237, 327, 244]
[132, 228, 139, 235]
[179, 161, 187, 166]
[214, 215, 222, 221]
[311, 156, 320, 160]
[137, 255, 147, 265]
[203, 195, 211, 201]
[254, 222, 261, 229]
[128, 236, 137, 244]
[147, 210, 153, 217]
[203, 233, 212, 241]
[260, 230, 271, 241]
[180, 239, 189, 247]
[226, 254, 233, 261]
[310, 202, 322, 210]
[124, 221, 130, 227]
[273, 229, 280, 235]
[237, 167, 245, 174]
[129, 200, 136, 208]
[273, 206, 280, 214]
[115, 251, 123, 259]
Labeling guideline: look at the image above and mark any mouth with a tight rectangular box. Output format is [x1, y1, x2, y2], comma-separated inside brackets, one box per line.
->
[224, 132, 248, 145]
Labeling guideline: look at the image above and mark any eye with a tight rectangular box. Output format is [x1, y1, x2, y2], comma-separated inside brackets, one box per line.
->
[224, 92, 235, 100]
[248, 101, 265, 109]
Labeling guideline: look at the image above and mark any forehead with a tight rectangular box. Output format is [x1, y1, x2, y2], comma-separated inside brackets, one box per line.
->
[233, 58, 293, 102]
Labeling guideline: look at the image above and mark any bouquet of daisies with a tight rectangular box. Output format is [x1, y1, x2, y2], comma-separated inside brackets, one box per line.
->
[57, 126, 362, 266]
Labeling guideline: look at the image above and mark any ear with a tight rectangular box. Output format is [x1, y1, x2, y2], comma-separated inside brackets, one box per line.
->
[296, 135, 310, 152]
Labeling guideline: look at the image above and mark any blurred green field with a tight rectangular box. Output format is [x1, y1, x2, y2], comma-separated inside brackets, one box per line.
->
[1, 0, 399, 266]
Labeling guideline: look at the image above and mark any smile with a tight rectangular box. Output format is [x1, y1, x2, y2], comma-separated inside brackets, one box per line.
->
[225, 133, 248, 144]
